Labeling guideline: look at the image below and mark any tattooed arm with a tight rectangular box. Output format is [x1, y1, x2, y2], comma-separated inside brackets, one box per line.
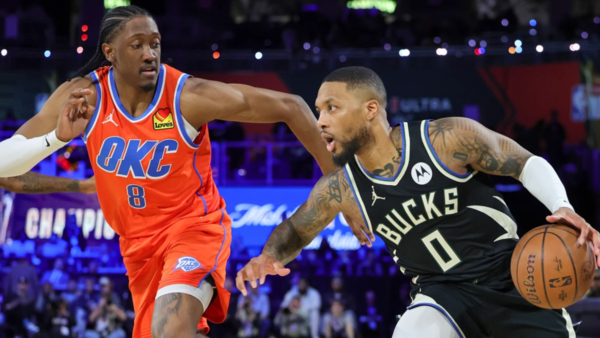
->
[0, 172, 96, 194]
[428, 117, 532, 179]
[236, 169, 359, 294]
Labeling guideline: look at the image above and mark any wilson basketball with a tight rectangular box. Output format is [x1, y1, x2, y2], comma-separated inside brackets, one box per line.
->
[511, 224, 595, 309]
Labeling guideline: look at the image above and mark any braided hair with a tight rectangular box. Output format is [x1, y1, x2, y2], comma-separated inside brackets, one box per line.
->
[71, 5, 151, 80]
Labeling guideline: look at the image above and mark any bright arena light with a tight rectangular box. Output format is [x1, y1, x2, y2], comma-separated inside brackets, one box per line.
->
[501, 19, 509, 26]
[508, 47, 516, 54]
[515, 46, 523, 53]
[529, 29, 537, 36]
[480, 40, 487, 48]
[536, 45, 544, 53]
[77, 46, 84, 54]
[399, 49, 410, 57]
[434, 36, 441, 44]
[44, 50, 51, 58]
[436, 48, 448, 56]
[384, 43, 391, 51]
[570, 43, 580, 51]
[303, 42, 311, 50]
[255, 51, 263, 59]
[582, 32, 589, 39]
[1, 49, 6, 56]
[594, 17, 600, 24]
[514, 40, 522, 47]
[468, 39, 476, 47]
[529, 19, 537, 27]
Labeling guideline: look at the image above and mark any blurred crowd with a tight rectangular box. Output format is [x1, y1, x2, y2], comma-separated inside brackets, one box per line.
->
[2, 236, 600, 338]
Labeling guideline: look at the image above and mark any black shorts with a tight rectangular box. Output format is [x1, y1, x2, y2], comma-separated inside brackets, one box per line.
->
[408, 279, 576, 338]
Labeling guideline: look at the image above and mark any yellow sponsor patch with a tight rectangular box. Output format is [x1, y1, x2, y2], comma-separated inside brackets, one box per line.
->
[153, 108, 174, 130]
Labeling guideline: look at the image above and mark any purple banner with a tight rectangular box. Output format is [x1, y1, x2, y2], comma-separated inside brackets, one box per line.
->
[5, 192, 114, 244]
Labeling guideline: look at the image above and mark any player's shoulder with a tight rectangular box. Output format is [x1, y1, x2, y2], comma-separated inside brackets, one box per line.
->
[428, 117, 483, 134]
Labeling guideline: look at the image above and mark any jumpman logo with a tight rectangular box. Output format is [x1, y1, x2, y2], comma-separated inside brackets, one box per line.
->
[102, 110, 118, 126]
[371, 186, 386, 206]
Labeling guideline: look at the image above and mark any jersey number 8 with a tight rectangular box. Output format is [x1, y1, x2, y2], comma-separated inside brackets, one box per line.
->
[127, 185, 146, 209]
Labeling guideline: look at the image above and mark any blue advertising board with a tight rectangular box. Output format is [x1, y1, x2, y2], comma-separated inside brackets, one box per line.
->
[1, 187, 384, 250]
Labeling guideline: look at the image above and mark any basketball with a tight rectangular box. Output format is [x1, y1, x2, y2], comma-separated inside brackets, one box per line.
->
[511, 224, 596, 309]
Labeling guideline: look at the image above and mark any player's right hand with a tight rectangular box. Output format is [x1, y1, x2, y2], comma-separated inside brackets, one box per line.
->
[56, 88, 95, 142]
[344, 212, 376, 247]
[236, 254, 290, 296]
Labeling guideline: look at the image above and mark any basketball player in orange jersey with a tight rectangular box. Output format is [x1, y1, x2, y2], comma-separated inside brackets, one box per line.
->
[0, 6, 374, 338]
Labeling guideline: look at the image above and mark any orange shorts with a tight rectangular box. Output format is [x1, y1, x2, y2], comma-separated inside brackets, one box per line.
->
[120, 208, 232, 337]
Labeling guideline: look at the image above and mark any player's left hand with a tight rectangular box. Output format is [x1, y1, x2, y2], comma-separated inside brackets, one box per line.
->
[547, 207, 600, 267]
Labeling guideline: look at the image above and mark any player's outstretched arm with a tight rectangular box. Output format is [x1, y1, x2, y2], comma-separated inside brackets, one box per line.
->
[236, 169, 358, 295]
[0, 172, 96, 194]
[180, 79, 336, 174]
[0, 78, 95, 177]
[429, 117, 599, 266]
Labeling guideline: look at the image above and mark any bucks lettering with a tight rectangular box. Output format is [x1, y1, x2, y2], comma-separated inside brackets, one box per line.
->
[377, 188, 458, 245]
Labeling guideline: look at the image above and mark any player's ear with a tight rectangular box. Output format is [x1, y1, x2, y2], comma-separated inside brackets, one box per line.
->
[365, 99, 380, 122]
[102, 43, 115, 63]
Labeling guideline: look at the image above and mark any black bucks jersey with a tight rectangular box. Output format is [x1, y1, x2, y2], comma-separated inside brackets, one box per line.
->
[344, 120, 519, 285]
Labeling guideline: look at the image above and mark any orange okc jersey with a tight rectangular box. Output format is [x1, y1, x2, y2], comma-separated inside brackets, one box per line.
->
[83, 64, 222, 239]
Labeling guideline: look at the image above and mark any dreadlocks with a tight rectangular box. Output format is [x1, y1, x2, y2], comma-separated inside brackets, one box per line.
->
[70, 5, 151, 80]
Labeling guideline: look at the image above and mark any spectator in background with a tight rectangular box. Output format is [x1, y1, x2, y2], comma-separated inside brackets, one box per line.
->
[275, 296, 310, 338]
[545, 110, 566, 167]
[40, 258, 70, 291]
[324, 277, 355, 313]
[585, 270, 600, 298]
[85, 277, 126, 338]
[3, 276, 37, 337]
[356, 251, 383, 277]
[37, 298, 75, 338]
[331, 250, 353, 276]
[236, 296, 259, 337]
[358, 291, 384, 338]
[322, 300, 355, 338]
[35, 282, 59, 319]
[3, 256, 39, 300]
[72, 278, 100, 337]
[61, 279, 80, 305]
[40, 234, 68, 259]
[237, 282, 270, 337]
[281, 277, 321, 338]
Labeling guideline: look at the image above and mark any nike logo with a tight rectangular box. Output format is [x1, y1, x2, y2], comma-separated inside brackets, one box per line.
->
[44, 135, 50, 147]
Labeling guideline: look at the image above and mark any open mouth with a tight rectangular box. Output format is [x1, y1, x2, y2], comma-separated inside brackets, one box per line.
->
[321, 133, 336, 152]
[140, 65, 157, 76]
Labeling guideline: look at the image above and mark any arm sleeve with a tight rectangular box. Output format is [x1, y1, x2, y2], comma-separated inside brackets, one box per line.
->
[0, 131, 67, 177]
[519, 156, 573, 213]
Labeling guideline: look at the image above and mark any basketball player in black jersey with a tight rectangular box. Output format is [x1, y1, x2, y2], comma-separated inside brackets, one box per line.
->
[237, 67, 600, 338]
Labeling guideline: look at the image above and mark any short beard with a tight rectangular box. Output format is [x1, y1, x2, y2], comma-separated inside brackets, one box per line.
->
[140, 83, 155, 92]
[331, 127, 370, 167]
